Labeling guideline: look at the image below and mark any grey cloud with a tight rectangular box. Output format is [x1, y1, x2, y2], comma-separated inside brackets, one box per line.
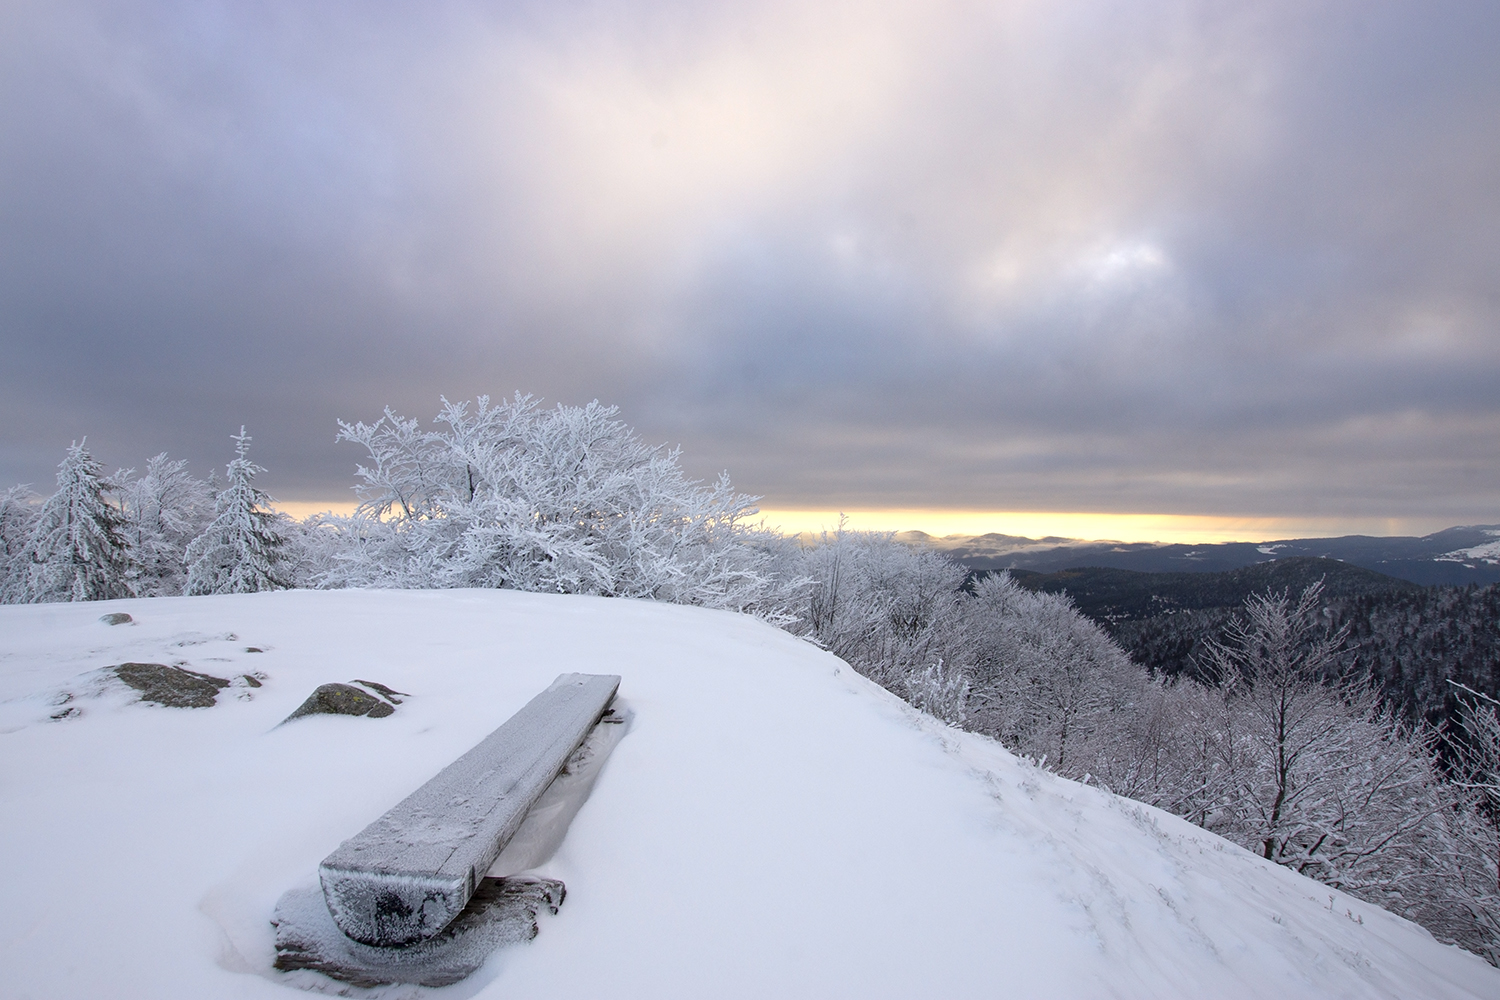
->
[1, 0, 1497, 522]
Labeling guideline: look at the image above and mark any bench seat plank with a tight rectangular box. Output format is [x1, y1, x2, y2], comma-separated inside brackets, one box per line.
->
[318, 673, 620, 946]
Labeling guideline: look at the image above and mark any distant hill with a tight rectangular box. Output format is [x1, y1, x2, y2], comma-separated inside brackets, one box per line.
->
[904, 524, 1500, 586]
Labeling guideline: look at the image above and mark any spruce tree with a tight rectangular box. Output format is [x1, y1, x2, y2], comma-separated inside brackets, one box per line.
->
[23, 440, 137, 602]
[185, 428, 289, 595]
[0, 485, 41, 603]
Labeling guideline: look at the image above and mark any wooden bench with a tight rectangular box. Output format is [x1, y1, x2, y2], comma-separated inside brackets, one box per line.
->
[318, 672, 620, 946]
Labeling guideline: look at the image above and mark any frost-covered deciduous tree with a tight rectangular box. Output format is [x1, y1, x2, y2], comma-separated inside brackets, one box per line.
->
[185, 428, 290, 595]
[1083, 676, 1233, 824]
[317, 395, 781, 614]
[965, 572, 1143, 772]
[1203, 582, 1357, 864]
[767, 535, 1500, 963]
[1198, 584, 1449, 908]
[0, 484, 41, 603]
[1441, 683, 1500, 962]
[1027, 582, 1495, 963]
[21, 441, 137, 603]
[120, 453, 214, 597]
[774, 524, 973, 722]
[774, 535, 1149, 734]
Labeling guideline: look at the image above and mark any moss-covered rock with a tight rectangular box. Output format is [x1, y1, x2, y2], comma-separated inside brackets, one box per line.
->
[281, 682, 399, 723]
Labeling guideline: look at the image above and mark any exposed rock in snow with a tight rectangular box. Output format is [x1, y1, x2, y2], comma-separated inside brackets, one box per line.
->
[281, 682, 398, 723]
[112, 662, 229, 708]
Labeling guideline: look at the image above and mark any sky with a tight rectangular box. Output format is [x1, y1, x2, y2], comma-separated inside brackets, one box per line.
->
[2, 1, 1498, 541]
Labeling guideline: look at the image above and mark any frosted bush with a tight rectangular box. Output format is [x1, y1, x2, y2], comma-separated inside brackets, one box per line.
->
[316, 395, 784, 616]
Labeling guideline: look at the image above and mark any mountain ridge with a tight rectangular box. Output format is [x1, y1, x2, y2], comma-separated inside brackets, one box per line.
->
[900, 524, 1500, 586]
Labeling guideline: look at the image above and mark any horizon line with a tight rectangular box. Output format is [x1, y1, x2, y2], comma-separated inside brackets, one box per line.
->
[267, 502, 1483, 545]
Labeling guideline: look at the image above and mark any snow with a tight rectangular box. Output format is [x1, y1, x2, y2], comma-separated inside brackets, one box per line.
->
[1, 590, 1497, 1000]
[1438, 539, 1500, 565]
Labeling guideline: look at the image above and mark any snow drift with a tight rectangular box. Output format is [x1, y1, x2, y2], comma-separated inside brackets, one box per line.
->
[1, 589, 1496, 999]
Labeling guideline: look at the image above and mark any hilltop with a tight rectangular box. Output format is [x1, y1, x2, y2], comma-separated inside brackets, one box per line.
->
[1, 590, 1496, 998]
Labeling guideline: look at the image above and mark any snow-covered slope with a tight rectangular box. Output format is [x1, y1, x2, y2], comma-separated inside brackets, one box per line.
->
[1, 590, 1496, 999]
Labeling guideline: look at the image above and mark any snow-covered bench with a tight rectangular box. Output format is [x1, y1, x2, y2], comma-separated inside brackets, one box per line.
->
[317, 672, 621, 947]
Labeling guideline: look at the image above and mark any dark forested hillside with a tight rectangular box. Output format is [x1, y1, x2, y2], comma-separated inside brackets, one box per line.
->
[1333, 586, 1500, 726]
[999, 557, 1419, 622]
[1002, 559, 1500, 726]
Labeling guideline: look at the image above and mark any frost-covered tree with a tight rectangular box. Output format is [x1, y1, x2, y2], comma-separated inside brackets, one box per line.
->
[965, 572, 1144, 772]
[21, 441, 137, 603]
[773, 524, 973, 722]
[120, 453, 214, 597]
[184, 428, 290, 595]
[1192, 584, 1450, 913]
[776, 540, 1493, 963]
[1039, 583, 1494, 963]
[317, 395, 780, 614]
[772, 534, 1147, 734]
[1441, 683, 1500, 962]
[273, 514, 336, 590]
[1449, 684, 1500, 856]
[1082, 675, 1234, 824]
[0, 484, 41, 603]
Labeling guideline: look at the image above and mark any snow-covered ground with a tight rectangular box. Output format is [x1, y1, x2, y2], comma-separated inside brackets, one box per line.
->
[1439, 530, 1500, 565]
[2, 590, 1496, 1000]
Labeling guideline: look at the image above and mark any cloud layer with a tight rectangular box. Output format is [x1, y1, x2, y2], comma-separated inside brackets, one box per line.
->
[2, 0, 1498, 522]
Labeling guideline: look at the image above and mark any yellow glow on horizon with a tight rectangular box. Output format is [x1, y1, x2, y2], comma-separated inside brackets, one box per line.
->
[753, 510, 1451, 544]
[271, 501, 1452, 544]
[274, 500, 360, 520]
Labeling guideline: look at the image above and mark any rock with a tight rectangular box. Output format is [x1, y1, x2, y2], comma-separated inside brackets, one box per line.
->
[281, 682, 398, 724]
[99, 613, 133, 626]
[111, 663, 231, 708]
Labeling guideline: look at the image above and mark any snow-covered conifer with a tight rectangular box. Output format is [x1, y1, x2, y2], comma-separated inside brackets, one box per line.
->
[22, 441, 137, 603]
[0, 484, 41, 603]
[184, 428, 290, 595]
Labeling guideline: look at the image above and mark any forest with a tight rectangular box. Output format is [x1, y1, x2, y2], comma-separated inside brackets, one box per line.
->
[2, 394, 1497, 965]
[1007, 562, 1500, 731]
